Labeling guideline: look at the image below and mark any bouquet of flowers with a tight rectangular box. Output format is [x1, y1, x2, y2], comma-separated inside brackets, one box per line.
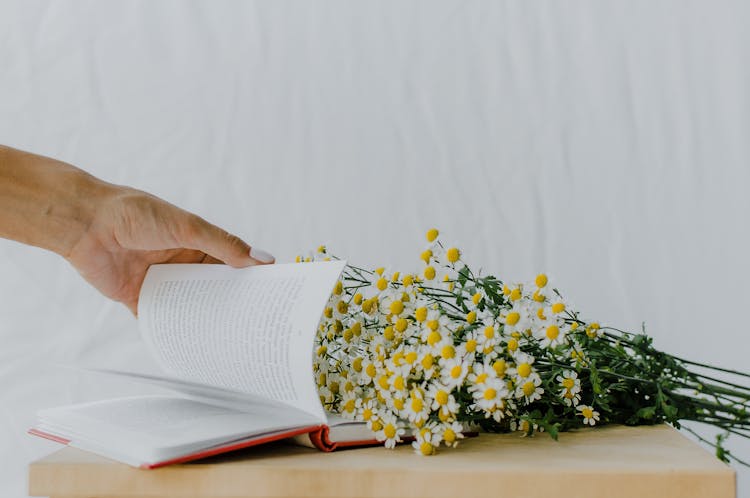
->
[301, 229, 750, 464]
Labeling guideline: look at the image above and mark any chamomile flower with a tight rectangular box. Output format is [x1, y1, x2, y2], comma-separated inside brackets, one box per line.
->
[403, 389, 430, 425]
[515, 372, 544, 404]
[440, 356, 471, 388]
[507, 352, 536, 382]
[439, 421, 465, 448]
[536, 319, 567, 349]
[556, 370, 581, 396]
[472, 378, 508, 412]
[578, 405, 600, 426]
[427, 382, 460, 418]
[374, 413, 406, 449]
[412, 423, 442, 455]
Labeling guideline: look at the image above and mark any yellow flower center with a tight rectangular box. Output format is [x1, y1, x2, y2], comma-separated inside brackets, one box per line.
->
[390, 301, 404, 315]
[384, 424, 397, 439]
[484, 325, 495, 339]
[391, 271, 400, 283]
[535, 273, 548, 288]
[405, 351, 418, 364]
[533, 290, 545, 303]
[426, 228, 439, 242]
[552, 302, 565, 313]
[510, 288, 522, 301]
[483, 388, 497, 400]
[402, 274, 414, 287]
[395, 318, 409, 333]
[536, 307, 546, 320]
[436, 390, 449, 405]
[411, 397, 424, 412]
[370, 420, 382, 431]
[324, 307, 333, 319]
[444, 428, 456, 444]
[343, 328, 353, 343]
[472, 292, 482, 305]
[446, 247, 460, 263]
[427, 319, 440, 331]
[582, 407, 593, 419]
[378, 375, 390, 390]
[343, 399, 356, 413]
[351, 322, 362, 336]
[562, 378, 575, 389]
[466, 311, 477, 324]
[393, 398, 405, 410]
[502, 284, 511, 296]
[517, 363, 531, 378]
[352, 357, 363, 372]
[420, 249, 433, 264]
[337, 300, 349, 314]
[415, 307, 428, 322]
[384, 326, 395, 341]
[505, 312, 520, 326]
[392, 352, 404, 366]
[427, 331, 441, 346]
[393, 376, 405, 391]
[546, 325, 560, 340]
[333, 281, 343, 295]
[493, 360, 506, 377]
[362, 408, 373, 421]
[507, 338, 519, 352]
[475, 372, 488, 384]
[465, 339, 477, 352]
[450, 365, 462, 378]
[317, 345, 327, 356]
[424, 266, 436, 280]
[440, 345, 455, 359]
[366, 363, 377, 378]
[422, 354, 434, 370]
[522, 381, 536, 397]
[420, 441, 435, 455]
[376, 277, 388, 291]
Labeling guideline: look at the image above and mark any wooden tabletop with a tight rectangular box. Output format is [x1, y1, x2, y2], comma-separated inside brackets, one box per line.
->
[28, 424, 734, 498]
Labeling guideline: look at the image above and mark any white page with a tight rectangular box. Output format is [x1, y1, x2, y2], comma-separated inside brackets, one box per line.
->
[38, 395, 321, 465]
[138, 261, 346, 421]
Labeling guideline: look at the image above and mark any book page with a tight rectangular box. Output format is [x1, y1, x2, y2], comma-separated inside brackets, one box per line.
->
[138, 261, 346, 421]
[37, 395, 322, 465]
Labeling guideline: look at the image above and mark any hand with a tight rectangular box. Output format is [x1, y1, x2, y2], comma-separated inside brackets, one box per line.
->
[65, 188, 275, 315]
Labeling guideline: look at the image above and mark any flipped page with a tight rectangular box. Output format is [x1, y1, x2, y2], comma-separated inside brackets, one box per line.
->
[137, 260, 347, 422]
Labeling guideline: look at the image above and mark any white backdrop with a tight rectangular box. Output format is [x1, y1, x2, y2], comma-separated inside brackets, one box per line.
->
[1, 1, 749, 496]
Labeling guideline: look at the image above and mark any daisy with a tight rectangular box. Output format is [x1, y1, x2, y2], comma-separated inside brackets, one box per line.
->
[556, 370, 581, 396]
[374, 413, 406, 449]
[427, 382, 460, 417]
[536, 318, 567, 349]
[438, 421, 465, 448]
[515, 372, 544, 404]
[578, 405, 600, 425]
[440, 356, 471, 389]
[403, 389, 430, 425]
[412, 423, 442, 456]
[472, 378, 509, 412]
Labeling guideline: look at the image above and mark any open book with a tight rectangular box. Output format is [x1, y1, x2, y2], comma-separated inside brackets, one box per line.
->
[30, 261, 379, 468]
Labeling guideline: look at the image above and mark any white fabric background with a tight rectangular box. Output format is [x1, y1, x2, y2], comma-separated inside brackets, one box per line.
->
[1, 1, 748, 496]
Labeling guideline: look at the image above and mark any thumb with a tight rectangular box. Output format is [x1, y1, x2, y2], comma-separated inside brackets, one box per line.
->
[178, 216, 275, 267]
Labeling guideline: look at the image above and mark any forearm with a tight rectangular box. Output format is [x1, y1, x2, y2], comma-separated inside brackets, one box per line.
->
[0, 145, 116, 257]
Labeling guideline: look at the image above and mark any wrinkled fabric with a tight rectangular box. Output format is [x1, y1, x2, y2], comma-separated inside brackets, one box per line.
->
[1, 2, 748, 497]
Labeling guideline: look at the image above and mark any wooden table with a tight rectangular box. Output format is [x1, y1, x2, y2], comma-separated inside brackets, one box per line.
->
[28, 424, 735, 498]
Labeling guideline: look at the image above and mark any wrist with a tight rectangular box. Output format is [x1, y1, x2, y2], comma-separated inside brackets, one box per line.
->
[0, 146, 120, 258]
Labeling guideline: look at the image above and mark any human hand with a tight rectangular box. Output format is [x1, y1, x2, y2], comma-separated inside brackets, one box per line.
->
[65, 187, 274, 315]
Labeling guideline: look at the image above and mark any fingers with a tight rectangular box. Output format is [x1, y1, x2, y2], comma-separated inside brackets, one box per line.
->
[178, 215, 275, 268]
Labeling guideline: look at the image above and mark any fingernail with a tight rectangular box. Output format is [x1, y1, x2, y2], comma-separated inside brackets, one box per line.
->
[250, 247, 275, 264]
